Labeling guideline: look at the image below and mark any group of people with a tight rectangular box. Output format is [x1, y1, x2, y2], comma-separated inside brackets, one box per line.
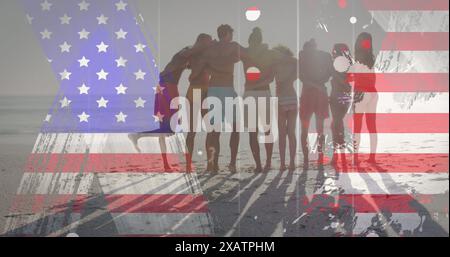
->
[140, 24, 378, 173]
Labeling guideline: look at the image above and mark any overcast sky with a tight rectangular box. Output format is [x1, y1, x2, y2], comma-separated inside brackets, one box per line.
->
[0, 0, 383, 96]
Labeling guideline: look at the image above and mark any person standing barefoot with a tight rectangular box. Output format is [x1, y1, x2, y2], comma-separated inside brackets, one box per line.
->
[298, 39, 333, 171]
[242, 27, 276, 173]
[329, 44, 353, 166]
[185, 34, 213, 172]
[199, 24, 244, 173]
[350, 32, 378, 166]
[273, 45, 298, 172]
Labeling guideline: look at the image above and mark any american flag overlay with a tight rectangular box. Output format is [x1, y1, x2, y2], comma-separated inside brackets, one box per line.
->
[23, 0, 161, 133]
[3, 0, 213, 236]
[2, 0, 449, 237]
[292, 0, 449, 236]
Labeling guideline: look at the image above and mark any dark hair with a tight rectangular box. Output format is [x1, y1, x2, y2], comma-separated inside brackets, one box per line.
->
[303, 38, 317, 51]
[273, 45, 293, 57]
[355, 32, 375, 69]
[332, 43, 353, 64]
[217, 24, 234, 40]
[194, 33, 212, 48]
[248, 27, 262, 47]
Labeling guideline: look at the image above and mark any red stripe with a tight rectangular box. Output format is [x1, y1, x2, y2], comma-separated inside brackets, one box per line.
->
[246, 72, 261, 82]
[333, 154, 449, 173]
[247, 7, 259, 11]
[25, 153, 185, 173]
[303, 194, 449, 213]
[351, 73, 449, 92]
[382, 32, 449, 51]
[347, 113, 449, 133]
[362, 0, 449, 10]
[105, 194, 208, 213]
[10, 195, 87, 213]
[11, 194, 208, 214]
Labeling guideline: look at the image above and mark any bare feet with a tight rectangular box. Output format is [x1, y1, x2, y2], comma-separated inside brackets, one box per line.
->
[228, 163, 237, 173]
[206, 163, 219, 174]
[263, 163, 272, 172]
[279, 164, 287, 172]
[185, 154, 193, 173]
[303, 157, 309, 171]
[288, 163, 296, 172]
[163, 162, 173, 172]
[128, 134, 141, 153]
[254, 166, 263, 173]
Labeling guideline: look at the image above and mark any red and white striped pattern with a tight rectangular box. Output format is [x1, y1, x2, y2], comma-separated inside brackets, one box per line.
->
[3, 0, 448, 237]
[319, 0, 449, 236]
[3, 133, 213, 236]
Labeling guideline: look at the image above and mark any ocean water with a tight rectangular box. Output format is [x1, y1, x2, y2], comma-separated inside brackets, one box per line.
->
[0, 96, 53, 135]
[0, 96, 54, 154]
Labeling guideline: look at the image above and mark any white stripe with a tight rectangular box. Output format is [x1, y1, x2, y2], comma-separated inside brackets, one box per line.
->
[32, 133, 186, 154]
[354, 93, 449, 114]
[357, 133, 448, 154]
[97, 173, 203, 195]
[308, 133, 448, 154]
[375, 51, 448, 73]
[371, 11, 449, 32]
[16, 172, 203, 195]
[319, 172, 449, 195]
[3, 212, 213, 236]
[35, 132, 449, 155]
[112, 213, 212, 235]
[17, 172, 94, 195]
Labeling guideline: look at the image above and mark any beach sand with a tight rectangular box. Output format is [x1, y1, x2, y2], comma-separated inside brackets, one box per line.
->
[0, 96, 448, 236]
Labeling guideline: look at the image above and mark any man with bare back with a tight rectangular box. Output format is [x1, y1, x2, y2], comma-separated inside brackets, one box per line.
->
[199, 24, 244, 173]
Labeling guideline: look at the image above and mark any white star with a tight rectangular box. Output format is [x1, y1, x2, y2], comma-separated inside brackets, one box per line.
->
[78, 112, 90, 123]
[78, 1, 90, 11]
[96, 97, 109, 108]
[134, 43, 146, 53]
[44, 114, 52, 122]
[41, 1, 52, 11]
[115, 1, 128, 11]
[26, 14, 34, 24]
[97, 14, 108, 25]
[59, 41, 71, 53]
[153, 84, 165, 94]
[60, 97, 71, 108]
[78, 56, 90, 67]
[40, 29, 52, 39]
[115, 28, 128, 39]
[96, 41, 109, 53]
[134, 69, 146, 80]
[153, 112, 165, 123]
[115, 112, 127, 123]
[60, 14, 72, 25]
[134, 97, 146, 108]
[78, 29, 90, 39]
[59, 69, 71, 80]
[115, 56, 128, 67]
[96, 69, 108, 80]
[115, 83, 127, 94]
[78, 83, 90, 94]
